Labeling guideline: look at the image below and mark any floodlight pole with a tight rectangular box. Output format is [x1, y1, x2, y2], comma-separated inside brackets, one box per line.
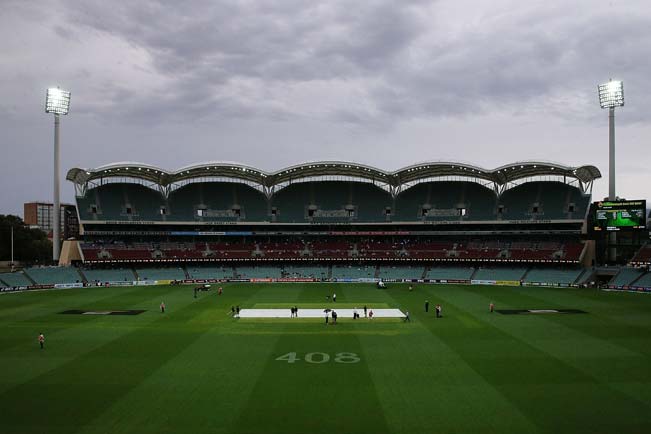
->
[608, 107, 617, 264]
[10, 225, 14, 265]
[53, 113, 61, 263]
[608, 107, 616, 201]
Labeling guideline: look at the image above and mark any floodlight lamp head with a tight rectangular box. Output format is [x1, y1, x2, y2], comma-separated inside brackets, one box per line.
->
[45, 87, 71, 115]
[598, 80, 624, 109]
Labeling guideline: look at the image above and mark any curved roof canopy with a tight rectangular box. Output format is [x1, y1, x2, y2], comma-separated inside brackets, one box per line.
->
[67, 160, 601, 188]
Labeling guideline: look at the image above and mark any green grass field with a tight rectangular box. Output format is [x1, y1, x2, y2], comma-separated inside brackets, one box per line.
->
[1, 283, 651, 434]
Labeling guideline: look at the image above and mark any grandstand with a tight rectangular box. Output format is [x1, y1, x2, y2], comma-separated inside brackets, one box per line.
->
[12, 159, 611, 289]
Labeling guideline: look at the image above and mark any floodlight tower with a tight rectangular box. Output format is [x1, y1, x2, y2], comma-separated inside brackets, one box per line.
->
[598, 79, 624, 201]
[598, 80, 624, 264]
[45, 87, 71, 263]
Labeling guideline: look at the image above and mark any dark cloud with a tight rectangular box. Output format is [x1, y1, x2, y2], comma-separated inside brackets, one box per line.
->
[0, 0, 649, 215]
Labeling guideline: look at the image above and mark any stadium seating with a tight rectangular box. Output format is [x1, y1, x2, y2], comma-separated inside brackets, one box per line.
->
[270, 181, 392, 223]
[0, 272, 32, 287]
[282, 265, 329, 279]
[497, 182, 589, 221]
[235, 266, 282, 279]
[82, 268, 136, 283]
[168, 182, 268, 222]
[25, 267, 83, 285]
[425, 267, 475, 280]
[394, 181, 497, 222]
[186, 266, 234, 279]
[632, 272, 651, 288]
[473, 267, 527, 281]
[77, 183, 167, 222]
[631, 244, 651, 265]
[524, 268, 584, 285]
[610, 268, 645, 286]
[76, 178, 591, 224]
[331, 265, 377, 279]
[135, 267, 186, 281]
[377, 266, 424, 280]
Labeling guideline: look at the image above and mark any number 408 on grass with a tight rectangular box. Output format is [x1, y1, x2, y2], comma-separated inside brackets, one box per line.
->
[276, 352, 360, 364]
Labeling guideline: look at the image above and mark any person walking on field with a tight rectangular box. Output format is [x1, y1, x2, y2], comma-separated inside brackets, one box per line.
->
[404, 311, 411, 322]
[489, 302, 495, 313]
[218, 287, 223, 295]
[436, 304, 442, 318]
[333, 293, 337, 303]
[425, 300, 429, 313]
[38, 333, 45, 350]
[160, 302, 166, 313]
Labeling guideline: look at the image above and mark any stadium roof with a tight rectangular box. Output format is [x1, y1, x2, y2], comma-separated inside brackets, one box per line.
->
[67, 160, 601, 188]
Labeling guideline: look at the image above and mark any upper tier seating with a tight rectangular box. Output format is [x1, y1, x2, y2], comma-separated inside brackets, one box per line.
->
[168, 182, 268, 222]
[394, 181, 497, 222]
[497, 181, 590, 221]
[76, 180, 590, 223]
[271, 181, 392, 223]
[78, 183, 167, 222]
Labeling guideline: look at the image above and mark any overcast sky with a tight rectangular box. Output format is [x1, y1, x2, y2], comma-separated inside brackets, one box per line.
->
[1, 0, 650, 216]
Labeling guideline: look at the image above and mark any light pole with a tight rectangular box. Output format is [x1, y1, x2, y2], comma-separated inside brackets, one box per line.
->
[45, 87, 71, 263]
[598, 80, 624, 200]
[598, 79, 624, 263]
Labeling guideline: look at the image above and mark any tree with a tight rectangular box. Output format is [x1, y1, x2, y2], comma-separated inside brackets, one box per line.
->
[0, 215, 52, 263]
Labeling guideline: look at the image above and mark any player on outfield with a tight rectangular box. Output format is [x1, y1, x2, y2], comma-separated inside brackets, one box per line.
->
[489, 302, 495, 313]
[38, 333, 45, 350]
[160, 302, 166, 313]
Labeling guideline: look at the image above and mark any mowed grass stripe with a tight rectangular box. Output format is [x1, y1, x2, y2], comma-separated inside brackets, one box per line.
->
[234, 284, 392, 434]
[0, 286, 191, 394]
[74, 284, 282, 434]
[0, 285, 229, 434]
[418, 284, 651, 433]
[368, 285, 542, 434]
[465, 285, 651, 408]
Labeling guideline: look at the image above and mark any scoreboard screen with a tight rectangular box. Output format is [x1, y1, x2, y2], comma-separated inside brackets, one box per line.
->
[593, 200, 647, 231]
